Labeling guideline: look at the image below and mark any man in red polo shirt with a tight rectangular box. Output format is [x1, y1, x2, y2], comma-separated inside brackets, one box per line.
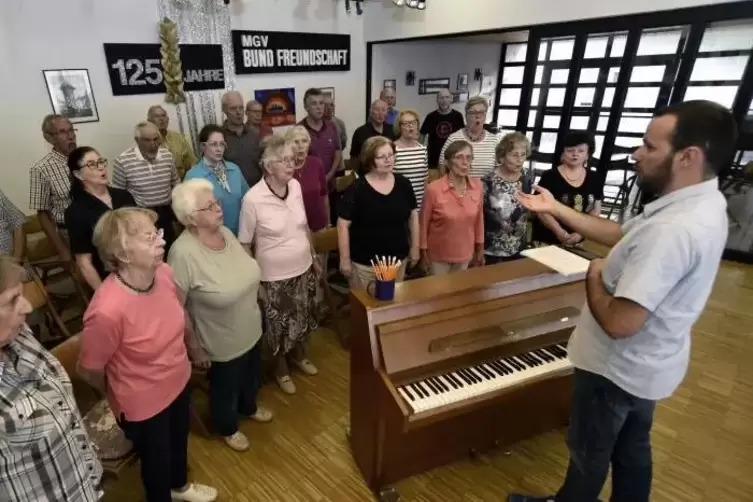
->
[299, 87, 342, 225]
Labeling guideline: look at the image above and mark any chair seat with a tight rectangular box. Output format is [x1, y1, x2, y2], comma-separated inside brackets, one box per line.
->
[83, 400, 133, 461]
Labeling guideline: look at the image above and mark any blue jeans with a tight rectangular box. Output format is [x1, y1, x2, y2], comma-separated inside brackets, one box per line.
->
[208, 343, 262, 436]
[556, 369, 656, 502]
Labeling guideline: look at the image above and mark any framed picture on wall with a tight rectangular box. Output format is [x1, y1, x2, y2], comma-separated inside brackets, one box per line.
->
[320, 87, 335, 101]
[42, 69, 99, 124]
[418, 78, 451, 95]
[457, 73, 468, 91]
[452, 92, 469, 104]
[383, 79, 396, 89]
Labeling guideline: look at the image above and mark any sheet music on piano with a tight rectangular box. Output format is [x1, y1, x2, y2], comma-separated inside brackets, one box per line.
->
[521, 245, 590, 277]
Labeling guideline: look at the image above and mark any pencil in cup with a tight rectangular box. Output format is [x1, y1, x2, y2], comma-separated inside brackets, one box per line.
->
[370, 256, 402, 282]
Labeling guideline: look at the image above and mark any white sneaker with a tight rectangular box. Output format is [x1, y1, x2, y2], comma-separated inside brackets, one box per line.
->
[171, 483, 218, 502]
[223, 431, 249, 452]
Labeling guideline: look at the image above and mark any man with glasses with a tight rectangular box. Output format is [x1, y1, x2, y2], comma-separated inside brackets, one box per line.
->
[221, 91, 262, 187]
[29, 114, 78, 261]
[112, 122, 180, 252]
[420, 88, 465, 170]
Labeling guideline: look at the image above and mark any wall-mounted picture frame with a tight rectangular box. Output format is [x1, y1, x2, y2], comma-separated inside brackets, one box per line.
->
[405, 71, 416, 87]
[42, 69, 99, 124]
[383, 79, 396, 89]
[418, 77, 451, 95]
[457, 73, 468, 91]
[320, 87, 335, 101]
[452, 92, 470, 104]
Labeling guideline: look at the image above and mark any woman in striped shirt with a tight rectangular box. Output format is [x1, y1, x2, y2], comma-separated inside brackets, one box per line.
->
[393, 109, 429, 208]
[439, 96, 498, 178]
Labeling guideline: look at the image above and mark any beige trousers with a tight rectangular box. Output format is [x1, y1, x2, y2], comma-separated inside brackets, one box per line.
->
[351, 261, 407, 290]
[429, 260, 470, 276]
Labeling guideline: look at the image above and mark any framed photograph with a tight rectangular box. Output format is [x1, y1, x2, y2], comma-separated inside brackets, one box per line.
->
[42, 69, 99, 123]
[255, 87, 296, 128]
[418, 78, 451, 95]
[457, 73, 468, 91]
[320, 87, 335, 101]
[452, 92, 469, 104]
[383, 79, 396, 89]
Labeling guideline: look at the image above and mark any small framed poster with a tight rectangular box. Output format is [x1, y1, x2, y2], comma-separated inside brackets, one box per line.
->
[418, 77, 451, 95]
[383, 79, 396, 89]
[452, 92, 469, 104]
[457, 73, 468, 91]
[42, 69, 99, 124]
[320, 87, 335, 101]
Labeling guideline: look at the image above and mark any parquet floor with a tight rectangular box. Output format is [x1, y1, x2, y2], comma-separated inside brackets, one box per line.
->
[103, 261, 753, 502]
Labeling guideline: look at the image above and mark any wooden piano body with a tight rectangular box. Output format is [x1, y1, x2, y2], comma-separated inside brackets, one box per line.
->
[348, 258, 586, 501]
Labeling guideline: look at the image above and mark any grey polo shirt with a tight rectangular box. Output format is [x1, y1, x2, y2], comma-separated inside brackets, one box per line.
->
[568, 178, 727, 401]
[223, 123, 262, 187]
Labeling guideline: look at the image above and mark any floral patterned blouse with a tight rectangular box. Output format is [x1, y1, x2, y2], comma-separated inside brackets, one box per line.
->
[481, 169, 534, 258]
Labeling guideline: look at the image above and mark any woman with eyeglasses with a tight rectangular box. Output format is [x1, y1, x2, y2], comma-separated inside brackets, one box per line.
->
[482, 132, 534, 264]
[65, 146, 136, 291]
[184, 124, 250, 236]
[338, 136, 419, 287]
[168, 179, 272, 453]
[78, 207, 218, 502]
[239, 135, 322, 396]
[393, 109, 429, 208]
[439, 96, 498, 178]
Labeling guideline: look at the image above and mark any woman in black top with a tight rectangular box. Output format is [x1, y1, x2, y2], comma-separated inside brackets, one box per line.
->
[337, 136, 419, 289]
[64, 146, 135, 291]
[531, 131, 603, 246]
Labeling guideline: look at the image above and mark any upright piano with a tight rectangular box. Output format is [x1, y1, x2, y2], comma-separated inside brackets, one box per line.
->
[348, 258, 586, 501]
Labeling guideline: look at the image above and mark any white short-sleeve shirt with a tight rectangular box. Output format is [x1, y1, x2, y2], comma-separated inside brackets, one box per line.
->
[568, 178, 727, 400]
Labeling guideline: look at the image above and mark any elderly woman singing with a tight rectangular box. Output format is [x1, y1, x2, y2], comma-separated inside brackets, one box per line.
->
[239, 135, 322, 396]
[78, 207, 218, 502]
[168, 179, 272, 453]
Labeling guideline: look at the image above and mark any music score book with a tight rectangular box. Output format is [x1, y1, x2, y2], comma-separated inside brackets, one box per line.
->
[521, 246, 591, 277]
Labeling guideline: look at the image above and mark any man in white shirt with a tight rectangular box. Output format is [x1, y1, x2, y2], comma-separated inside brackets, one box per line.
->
[509, 100, 737, 502]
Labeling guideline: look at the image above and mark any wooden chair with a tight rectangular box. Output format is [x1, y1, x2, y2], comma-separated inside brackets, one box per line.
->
[50, 335, 137, 481]
[312, 227, 348, 348]
[23, 271, 72, 344]
[336, 170, 357, 193]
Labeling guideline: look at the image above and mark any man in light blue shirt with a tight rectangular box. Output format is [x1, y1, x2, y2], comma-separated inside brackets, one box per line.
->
[510, 100, 737, 502]
[380, 87, 399, 126]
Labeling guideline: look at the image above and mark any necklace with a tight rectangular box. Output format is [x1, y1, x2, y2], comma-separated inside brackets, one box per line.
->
[115, 271, 155, 294]
[560, 166, 585, 183]
[495, 167, 521, 183]
[465, 129, 485, 142]
[448, 177, 468, 197]
[264, 177, 289, 200]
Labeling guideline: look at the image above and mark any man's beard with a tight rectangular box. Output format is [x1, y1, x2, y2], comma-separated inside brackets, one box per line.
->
[636, 153, 673, 197]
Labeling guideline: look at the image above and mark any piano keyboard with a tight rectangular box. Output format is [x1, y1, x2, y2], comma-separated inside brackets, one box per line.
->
[397, 343, 571, 414]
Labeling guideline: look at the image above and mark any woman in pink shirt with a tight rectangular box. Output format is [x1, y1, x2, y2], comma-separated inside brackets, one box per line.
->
[78, 207, 218, 502]
[419, 140, 484, 275]
[285, 125, 330, 231]
[239, 135, 322, 396]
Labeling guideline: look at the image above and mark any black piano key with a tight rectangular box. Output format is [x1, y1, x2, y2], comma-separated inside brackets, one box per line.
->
[417, 382, 432, 398]
[444, 373, 460, 388]
[409, 383, 424, 398]
[534, 349, 553, 362]
[487, 361, 505, 376]
[499, 359, 516, 373]
[513, 355, 531, 368]
[518, 354, 534, 366]
[547, 345, 564, 358]
[492, 360, 511, 374]
[422, 379, 439, 394]
[504, 357, 523, 371]
[449, 372, 465, 387]
[439, 375, 456, 390]
[528, 352, 545, 365]
[430, 376, 447, 392]
[469, 366, 488, 381]
[461, 368, 480, 383]
[436, 376, 451, 392]
[402, 386, 415, 401]
[474, 365, 493, 379]
[456, 369, 473, 384]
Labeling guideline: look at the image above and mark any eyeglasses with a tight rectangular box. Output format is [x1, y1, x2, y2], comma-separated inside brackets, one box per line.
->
[196, 200, 221, 212]
[467, 110, 486, 117]
[81, 158, 108, 170]
[375, 153, 395, 162]
[400, 120, 418, 127]
[144, 228, 164, 244]
[273, 156, 295, 165]
[205, 141, 227, 149]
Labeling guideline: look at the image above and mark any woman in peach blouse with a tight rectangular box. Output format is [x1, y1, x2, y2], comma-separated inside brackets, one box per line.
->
[419, 140, 484, 275]
[238, 135, 322, 396]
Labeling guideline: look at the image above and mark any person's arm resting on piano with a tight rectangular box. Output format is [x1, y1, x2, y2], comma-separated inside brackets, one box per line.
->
[587, 224, 693, 339]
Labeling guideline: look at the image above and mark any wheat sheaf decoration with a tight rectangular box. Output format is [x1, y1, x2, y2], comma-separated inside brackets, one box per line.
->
[159, 17, 186, 104]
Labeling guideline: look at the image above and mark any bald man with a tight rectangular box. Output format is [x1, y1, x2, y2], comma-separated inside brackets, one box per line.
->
[380, 87, 399, 126]
[419, 88, 465, 169]
[147, 105, 197, 179]
[221, 91, 262, 186]
[350, 99, 394, 161]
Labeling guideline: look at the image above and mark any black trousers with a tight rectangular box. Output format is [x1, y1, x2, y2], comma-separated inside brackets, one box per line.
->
[149, 204, 177, 254]
[118, 386, 190, 502]
[484, 254, 523, 265]
[208, 343, 262, 436]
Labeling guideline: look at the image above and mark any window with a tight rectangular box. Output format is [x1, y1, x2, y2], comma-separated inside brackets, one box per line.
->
[698, 21, 753, 52]
[505, 43, 527, 63]
[636, 29, 682, 55]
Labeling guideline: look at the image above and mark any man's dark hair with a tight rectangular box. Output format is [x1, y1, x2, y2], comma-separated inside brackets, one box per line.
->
[303, 88, 324, 106]
[561, 131, 596, 156]
[655, 100, 738, 175]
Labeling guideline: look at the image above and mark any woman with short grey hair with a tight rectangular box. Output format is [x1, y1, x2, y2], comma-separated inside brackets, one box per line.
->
[439, 96, 498, 178]
[169, 179, 272, 453]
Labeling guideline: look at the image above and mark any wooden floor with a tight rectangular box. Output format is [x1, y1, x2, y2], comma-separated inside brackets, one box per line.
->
[103, 261, 753, 502]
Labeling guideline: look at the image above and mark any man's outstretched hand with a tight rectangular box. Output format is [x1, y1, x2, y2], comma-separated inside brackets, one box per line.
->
[515, 184, 556, 214]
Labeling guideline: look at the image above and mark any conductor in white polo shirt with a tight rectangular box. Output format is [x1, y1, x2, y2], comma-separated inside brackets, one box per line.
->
[509, 100, 737, 502]
[113, 121, 180, 251]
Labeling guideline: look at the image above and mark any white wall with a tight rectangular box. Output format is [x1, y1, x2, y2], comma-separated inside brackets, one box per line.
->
[364, 0, 739, 42]
[371, 41, 501, 122]
[0, 0, 365, 212]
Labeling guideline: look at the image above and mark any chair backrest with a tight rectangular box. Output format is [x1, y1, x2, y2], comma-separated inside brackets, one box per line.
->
[336, 171, 356, 193]
[23, 214, 59, 262]
[312, 227, 339, 254]
[23, 272, 73, 339]
[49, 334, 101, 415]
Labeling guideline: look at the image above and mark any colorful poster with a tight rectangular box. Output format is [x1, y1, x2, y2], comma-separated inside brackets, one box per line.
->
[254, 87, 296, 128]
